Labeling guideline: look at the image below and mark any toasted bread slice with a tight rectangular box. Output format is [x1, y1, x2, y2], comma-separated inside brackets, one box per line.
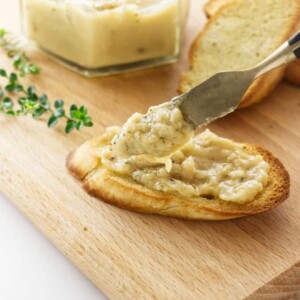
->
[180, 0, 300, 108]
[204, 0, 232, 17]
[285, 60, 300, 85]
[67, 135, 289, 221]
[204, 0, 300, 87]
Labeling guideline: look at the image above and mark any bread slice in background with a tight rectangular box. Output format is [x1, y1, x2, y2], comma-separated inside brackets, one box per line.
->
[67, 135, 289, 221]
[180, 0, 300, 108]
[285, 60, 300, 85]
[204, 0, 232, 17]
[204, 0, 300, 88]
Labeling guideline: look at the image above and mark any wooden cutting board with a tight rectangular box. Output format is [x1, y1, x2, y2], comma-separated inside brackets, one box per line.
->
[1, 1, 300, 299]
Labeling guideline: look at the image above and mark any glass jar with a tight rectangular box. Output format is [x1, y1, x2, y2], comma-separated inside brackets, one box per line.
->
[20, 0, 189, 76]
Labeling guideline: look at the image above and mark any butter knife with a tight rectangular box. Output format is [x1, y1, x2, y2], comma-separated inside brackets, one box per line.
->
[178, 31, 300, 128]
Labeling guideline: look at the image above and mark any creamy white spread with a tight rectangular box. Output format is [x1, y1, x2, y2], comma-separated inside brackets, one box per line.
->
[131, 130, 269, 203]
[76, 0, 166, 10]
[100, 100, 194, 174]
[96, 103, 269, 204]
[25, 0, 180, 68]
[112, 100, 194, 157]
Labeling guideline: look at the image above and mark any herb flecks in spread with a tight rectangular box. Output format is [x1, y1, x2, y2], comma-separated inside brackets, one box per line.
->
[98, 120, 269, 204]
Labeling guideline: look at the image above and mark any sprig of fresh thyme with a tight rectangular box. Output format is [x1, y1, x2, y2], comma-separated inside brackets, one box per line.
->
[0, 29, 93, 133]
[0, 28, 40, 77]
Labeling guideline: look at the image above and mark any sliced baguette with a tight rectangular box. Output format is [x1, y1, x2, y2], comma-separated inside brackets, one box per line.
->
[285, 60, 300, 85]
[66, 135, 289, 221]
[180, 0, 300, 108]
[204, 0, 232, 17]
[204, 0, 300, 87]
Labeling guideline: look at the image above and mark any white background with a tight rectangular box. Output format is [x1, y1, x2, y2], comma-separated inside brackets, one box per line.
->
[0, 193, 107, 300]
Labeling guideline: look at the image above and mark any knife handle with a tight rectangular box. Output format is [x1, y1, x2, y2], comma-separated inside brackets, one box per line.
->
[253, 31, 300, 78]
[288, 31, 300, 58]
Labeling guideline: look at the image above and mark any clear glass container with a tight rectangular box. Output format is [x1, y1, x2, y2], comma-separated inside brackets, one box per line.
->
[20, 0, 189, 76]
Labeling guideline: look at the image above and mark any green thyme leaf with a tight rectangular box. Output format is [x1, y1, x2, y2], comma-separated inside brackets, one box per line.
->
[75, 120, 84, 130]
[27, 85, 36, 95]
[65, 119, 76, 133]
[48, 114, 58, 127]
[70, 110, 83, 120]
[9, 72, 18, 82]
[32, 107, 46, 118]
[5, 84, 15, 92]
[0, 69, 7, 77]
[54, 99, 64, 108]
[3, 97, 13, 108]
[70, 104, 78, 111]
[39, 94, 48, 103]
[79, 105, 87, 114]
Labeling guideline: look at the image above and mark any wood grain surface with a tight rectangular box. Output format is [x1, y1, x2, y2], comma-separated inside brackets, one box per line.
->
[247, 262, 300, 299]
[1, 1, 300, 299]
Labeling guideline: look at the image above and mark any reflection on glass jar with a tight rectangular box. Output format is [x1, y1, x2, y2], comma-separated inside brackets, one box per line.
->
[21, 0, 189, 76]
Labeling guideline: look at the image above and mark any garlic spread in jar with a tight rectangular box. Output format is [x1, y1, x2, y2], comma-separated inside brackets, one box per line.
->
[25, 0, 181, 70]
[97, 103, 269, 204]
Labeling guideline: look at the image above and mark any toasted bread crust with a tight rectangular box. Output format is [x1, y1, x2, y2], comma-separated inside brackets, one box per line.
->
[66, 139, 290, 220]
[238, 68, 286, 108]
[285, 60, 300, 85]
[204, 0, 233, 18]
[179, 0, 300, 108]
